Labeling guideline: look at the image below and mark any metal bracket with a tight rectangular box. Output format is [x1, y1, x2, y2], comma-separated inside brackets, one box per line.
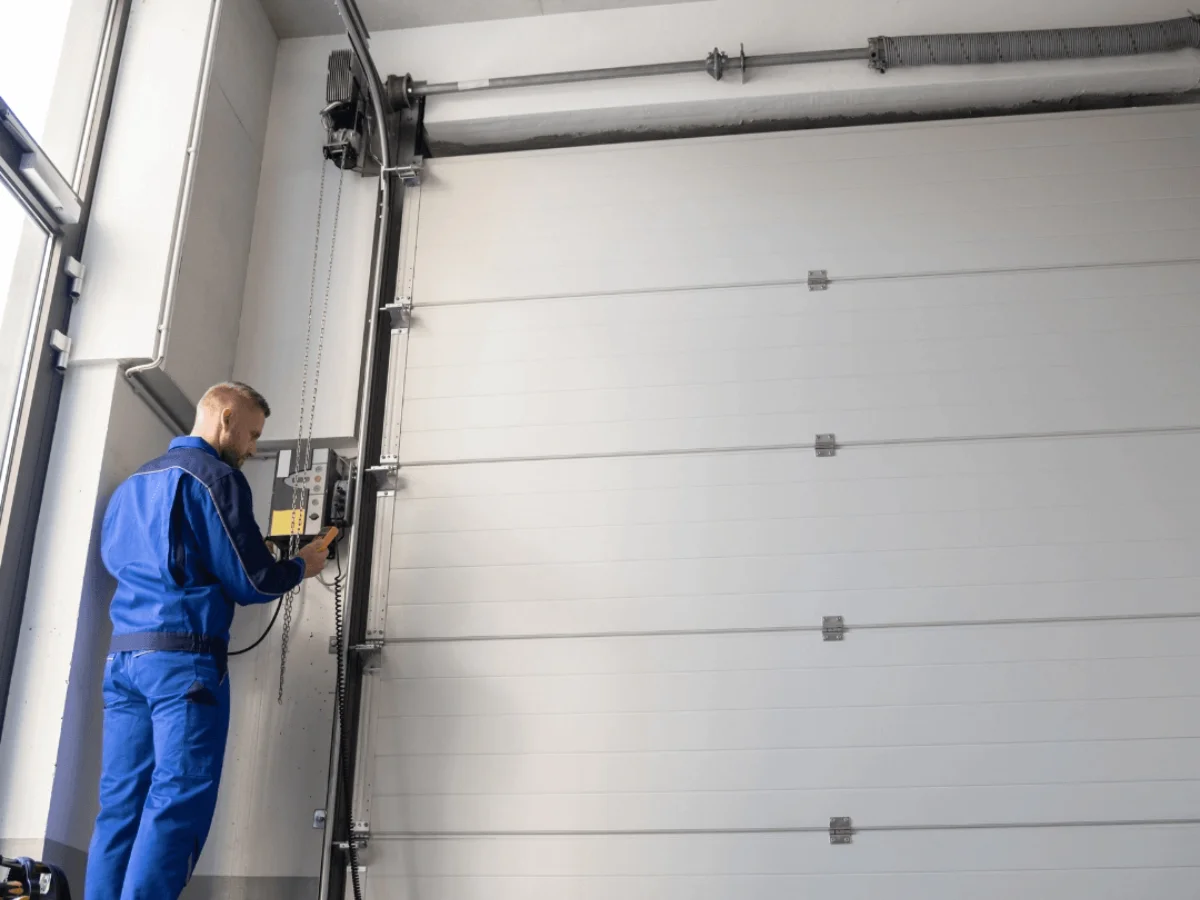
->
[313, 809, 327, 829]
[830, 816, 854, 844]
[815, 433, 837, 458]
[867, 36, 888, 72]
[807, 269, 830, 291]
[365, 464, 400, 491]
[382, 301, 413, 329]
[329, 637, 385, 656]
[65, 256, 85, 301]
[706, 47, 728, 80]
[334, 821, 370, 851]
[49, 329, 71, 371]
[822, 615, 846, 641]
[382, 163, 421, 186]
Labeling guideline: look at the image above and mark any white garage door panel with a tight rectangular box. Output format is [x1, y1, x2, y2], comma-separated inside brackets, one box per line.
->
[387, 435, 1200, 637]
[399, 267, 1200, 461]
[405, 268, 1200, 387]
[363, 828, 1200, 899]
[365, 623, 1200, 830]
[379, 656, 1200, 725]
[412, 110, 1200, 306]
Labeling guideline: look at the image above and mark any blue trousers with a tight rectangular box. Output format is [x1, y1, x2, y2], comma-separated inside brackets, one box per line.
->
[85, 650, 230, 900]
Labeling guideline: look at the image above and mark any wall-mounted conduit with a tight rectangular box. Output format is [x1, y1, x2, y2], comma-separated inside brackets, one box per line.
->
[385, 15, 1200, 106]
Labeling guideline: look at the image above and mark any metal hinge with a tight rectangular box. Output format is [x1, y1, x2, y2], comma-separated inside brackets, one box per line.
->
[313, 809, 327, 829]
[65, 256, 85, 301]
[822, 615, 846, 642]
[807, 269, 830, 291]
[815, 433, 837, 457]
[382, 300, 412, 329]
[334, 821, 371, 850]
[829, 816, 854, 844]
[49, 329, 71, 371]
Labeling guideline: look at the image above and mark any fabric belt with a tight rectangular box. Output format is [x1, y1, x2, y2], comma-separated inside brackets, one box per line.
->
[109, 631, 228, 673]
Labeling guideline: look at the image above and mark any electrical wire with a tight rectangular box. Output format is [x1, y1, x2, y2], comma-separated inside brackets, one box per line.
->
[228, 595, 284, 657]
[331, 543, 364, 900]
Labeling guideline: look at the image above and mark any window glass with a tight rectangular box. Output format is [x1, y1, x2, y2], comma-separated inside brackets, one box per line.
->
[0, 188, 51, 508]
[0, 0, 113, 183]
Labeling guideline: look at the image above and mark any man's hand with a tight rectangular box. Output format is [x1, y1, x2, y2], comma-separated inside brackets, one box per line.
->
[297, 541, 330, 579]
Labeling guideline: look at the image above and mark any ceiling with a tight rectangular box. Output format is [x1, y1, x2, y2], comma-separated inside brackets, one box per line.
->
[260, 0, 708, 39]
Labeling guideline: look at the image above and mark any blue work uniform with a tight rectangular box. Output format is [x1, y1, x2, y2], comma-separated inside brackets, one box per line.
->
[85, 437, 303, 900]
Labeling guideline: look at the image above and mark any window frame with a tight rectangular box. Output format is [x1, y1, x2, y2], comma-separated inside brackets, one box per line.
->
[0, 0, 132, 732]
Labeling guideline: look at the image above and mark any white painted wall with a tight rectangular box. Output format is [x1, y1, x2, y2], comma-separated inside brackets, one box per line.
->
[71, 0, 278, 413]
[165, 0, 279, 405]
[232, 34, 377, 444]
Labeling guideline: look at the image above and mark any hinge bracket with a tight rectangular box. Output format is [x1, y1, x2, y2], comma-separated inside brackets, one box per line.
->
[65, 256, 85, 301]
[335, 821, 370, 850]
[815, 433, 837, 457]
[366, 463, 400, 491]
[383, 163, 421, 186]
[382, 301, 413, 329]
[329, 637, 385, 655]
[49, 329, 71, 371]
[830, 816, 854, 844]
[807, 269, 830, 291]
[822, 615, 846, 641]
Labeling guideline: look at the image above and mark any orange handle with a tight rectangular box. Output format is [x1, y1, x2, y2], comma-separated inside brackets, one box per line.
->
[313, 526, 339, 552]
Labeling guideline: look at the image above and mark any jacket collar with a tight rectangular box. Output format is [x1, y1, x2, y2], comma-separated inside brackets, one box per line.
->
[169, 436, 219, 459]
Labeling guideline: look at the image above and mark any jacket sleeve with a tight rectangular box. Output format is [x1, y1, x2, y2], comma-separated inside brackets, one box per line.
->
[185, 469, 305, 605]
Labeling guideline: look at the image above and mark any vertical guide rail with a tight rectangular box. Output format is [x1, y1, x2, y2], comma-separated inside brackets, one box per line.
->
[319, 1, 421, 897]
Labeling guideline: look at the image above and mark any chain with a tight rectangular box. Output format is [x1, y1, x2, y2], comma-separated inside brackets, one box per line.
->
[306, 164, 345, 461]
[278, 161, 347, 704]
[279, 160, 328, 704]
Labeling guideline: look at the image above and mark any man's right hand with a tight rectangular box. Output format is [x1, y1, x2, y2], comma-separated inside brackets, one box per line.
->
[297, 541, 330, 579]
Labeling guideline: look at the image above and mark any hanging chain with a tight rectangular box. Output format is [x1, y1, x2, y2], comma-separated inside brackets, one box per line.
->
[278, 159, 341, 703]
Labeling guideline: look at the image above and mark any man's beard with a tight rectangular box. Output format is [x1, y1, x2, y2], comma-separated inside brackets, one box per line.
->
[218, 446, 244, 469]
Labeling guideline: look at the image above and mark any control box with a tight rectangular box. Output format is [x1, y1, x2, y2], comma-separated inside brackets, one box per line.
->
[267, 447, 350, 550]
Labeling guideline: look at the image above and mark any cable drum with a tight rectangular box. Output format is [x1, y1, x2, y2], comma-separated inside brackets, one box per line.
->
[869, 15, 1200, 71]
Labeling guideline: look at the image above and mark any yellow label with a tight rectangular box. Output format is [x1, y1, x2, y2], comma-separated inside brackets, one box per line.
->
[270, 508, 305, 536]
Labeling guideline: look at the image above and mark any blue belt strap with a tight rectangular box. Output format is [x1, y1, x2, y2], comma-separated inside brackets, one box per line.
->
[109, 632, 228, 671]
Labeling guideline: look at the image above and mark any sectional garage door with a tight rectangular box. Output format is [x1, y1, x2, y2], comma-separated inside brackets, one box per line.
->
[355, 106, 1200, 897]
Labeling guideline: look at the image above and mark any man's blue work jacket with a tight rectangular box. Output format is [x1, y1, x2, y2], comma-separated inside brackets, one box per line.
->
[102, 437, 304, 655]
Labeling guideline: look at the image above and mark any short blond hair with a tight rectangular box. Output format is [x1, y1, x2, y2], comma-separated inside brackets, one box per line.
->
[199, 382, 272, 418]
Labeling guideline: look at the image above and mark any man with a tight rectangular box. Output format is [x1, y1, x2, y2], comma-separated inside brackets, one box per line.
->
[85, 382, 330, 899]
